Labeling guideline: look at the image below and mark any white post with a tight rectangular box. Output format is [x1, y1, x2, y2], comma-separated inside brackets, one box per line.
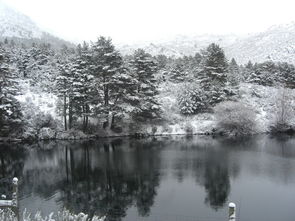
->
[229, 202, 236, 221]
[12, 177, 18, 207]
[12, 177, 19, 221]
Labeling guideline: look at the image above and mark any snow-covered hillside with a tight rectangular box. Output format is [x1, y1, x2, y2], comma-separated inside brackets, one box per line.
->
[118, 34, 239, 58]
[118, 22, 295, 65]
[0, 2, 43, 39]
[225, 23, 295, 64]
[0, 1, 74, 49]
[2, 0, 295, 65]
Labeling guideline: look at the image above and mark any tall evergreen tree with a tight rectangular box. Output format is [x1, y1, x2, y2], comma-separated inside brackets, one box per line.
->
[169, 59, 187, 83]
[200, 43, 228, 88]
[0, 48, 22, 136]
[277, 62, 295, 88]
[56, 61, 74, 130]
[90, 37, 126, 128]
[199, 43, 229, 106]
[129, 49, 161, 121]
[248, 61, 277, 86]
[242, 60, 254, 81]
[227, 58, 241, 85]
[71, 46, 96, 132]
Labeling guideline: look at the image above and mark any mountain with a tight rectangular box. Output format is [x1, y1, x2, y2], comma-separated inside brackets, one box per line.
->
[118, 23, 295, 65]
[118, 34, 239, 58]
[0, 1, 74, 48]
[1, 0, 295, 65]
[225, 23, 295, 64]
[0, 2, 43, 38]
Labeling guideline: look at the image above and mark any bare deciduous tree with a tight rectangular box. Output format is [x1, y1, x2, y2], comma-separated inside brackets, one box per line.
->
[214, 101, 257, 136]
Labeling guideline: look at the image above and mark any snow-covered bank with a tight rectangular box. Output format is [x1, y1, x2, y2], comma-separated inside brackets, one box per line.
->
[152, 82, 295, 136]
[6, 80, 295, 141]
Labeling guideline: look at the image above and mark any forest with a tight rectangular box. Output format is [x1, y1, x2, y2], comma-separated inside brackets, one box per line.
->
[1, 36, 295, 139]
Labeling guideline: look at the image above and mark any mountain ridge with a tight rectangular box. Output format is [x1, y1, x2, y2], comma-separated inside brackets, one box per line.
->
[0, 1, 43, 39]
[1, 1, 295, 65]
[0, 1, 74, 49]
[118, 23, 295, 64]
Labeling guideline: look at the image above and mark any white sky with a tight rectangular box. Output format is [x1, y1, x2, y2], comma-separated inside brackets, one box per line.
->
[2, 0, 295, 44]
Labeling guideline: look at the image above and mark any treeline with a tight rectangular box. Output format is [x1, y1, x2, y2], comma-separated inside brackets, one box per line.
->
[1, 36, 295, 137]
[56, 37, 161, 132]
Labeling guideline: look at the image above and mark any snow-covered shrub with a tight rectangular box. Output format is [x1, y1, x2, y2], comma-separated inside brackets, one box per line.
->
[34, 113, 57, 131]
[38, 127, 56, 140]
[184, 122, 194, 135]
[214, 101, 257, 136]
[177, 83, 207, 115]
[0, 208, 16, 221]
[20, 95, 59, 138]
[205, 87, 227, 106]
[0, 208, 106, 221]
[270, 87, 295, 133]
[0, 208, 105, 221]
[151, 126, 158, 135]
[162, 124, 173, 133]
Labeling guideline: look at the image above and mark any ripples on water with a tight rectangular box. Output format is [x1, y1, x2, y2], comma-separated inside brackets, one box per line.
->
[1, 135, 295, 221]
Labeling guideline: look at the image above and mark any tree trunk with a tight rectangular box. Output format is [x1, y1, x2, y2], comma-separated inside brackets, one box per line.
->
[70, 149, 74, 182]
[68, 97, 73, 129]
[104, 84, 109, 106]
[1, 155, 5, 177]
[82, 104, 89, 132]
[85, 104, 89, 131]
[63, 94, 67, 131]
[85, 115, 89, 129]
[82, 105, 86, 131]
[110, 113, 115, 129]
[65, 146, 69, 183]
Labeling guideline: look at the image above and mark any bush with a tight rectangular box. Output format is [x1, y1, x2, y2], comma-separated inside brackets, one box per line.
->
[0, 208, 106, 221]
[177, 83, 207, 115]
[184, 122, 194, 135]
[271, 87, 295, 133]
[214, 101, 256, 136]
[34, 113, 57, 131]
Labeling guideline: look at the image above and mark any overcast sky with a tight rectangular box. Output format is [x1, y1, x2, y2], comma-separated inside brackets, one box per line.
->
[3, 0, 295, 44]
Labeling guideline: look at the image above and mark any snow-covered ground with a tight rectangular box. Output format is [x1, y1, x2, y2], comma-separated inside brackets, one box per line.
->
[16, 79, 57, 118]
[148, 82, 295, 136]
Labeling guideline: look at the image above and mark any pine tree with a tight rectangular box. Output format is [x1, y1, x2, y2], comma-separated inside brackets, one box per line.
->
[169, 59, 187, 83]
[277, 62, 295, 88]
[0, 48, 22, 136]
[129, 49, 161, 121]
[199, 43, 229, 106]
[177, 83, 206, 115]
[242, 60, 254, 81]
[56, 61, 74, 130]
[71, 48, 96, 132]
[227, 58, 241, 85]
[200, 43, 228, 88]
[90, 37, 125, 128]
[107, 66, 138, 129]
[248, 61, 276, 86]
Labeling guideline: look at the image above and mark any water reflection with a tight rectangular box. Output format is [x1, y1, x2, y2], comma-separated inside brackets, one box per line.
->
[1, 135, 295, 221]
[170, 137, 233, 210]
[0, 143, 26, 198]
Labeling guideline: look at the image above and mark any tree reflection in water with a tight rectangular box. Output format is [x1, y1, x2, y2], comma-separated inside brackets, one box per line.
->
[58, 139, 162, 221]
[203, 154, 230, 210]
[0, 143, 26, 198]
[170, 137, 232, 210]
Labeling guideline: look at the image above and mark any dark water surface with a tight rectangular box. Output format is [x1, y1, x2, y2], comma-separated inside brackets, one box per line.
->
[1, 135, 295, 221]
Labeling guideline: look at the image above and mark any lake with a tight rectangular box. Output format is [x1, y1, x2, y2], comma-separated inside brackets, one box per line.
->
[1, 135, 295, 221]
